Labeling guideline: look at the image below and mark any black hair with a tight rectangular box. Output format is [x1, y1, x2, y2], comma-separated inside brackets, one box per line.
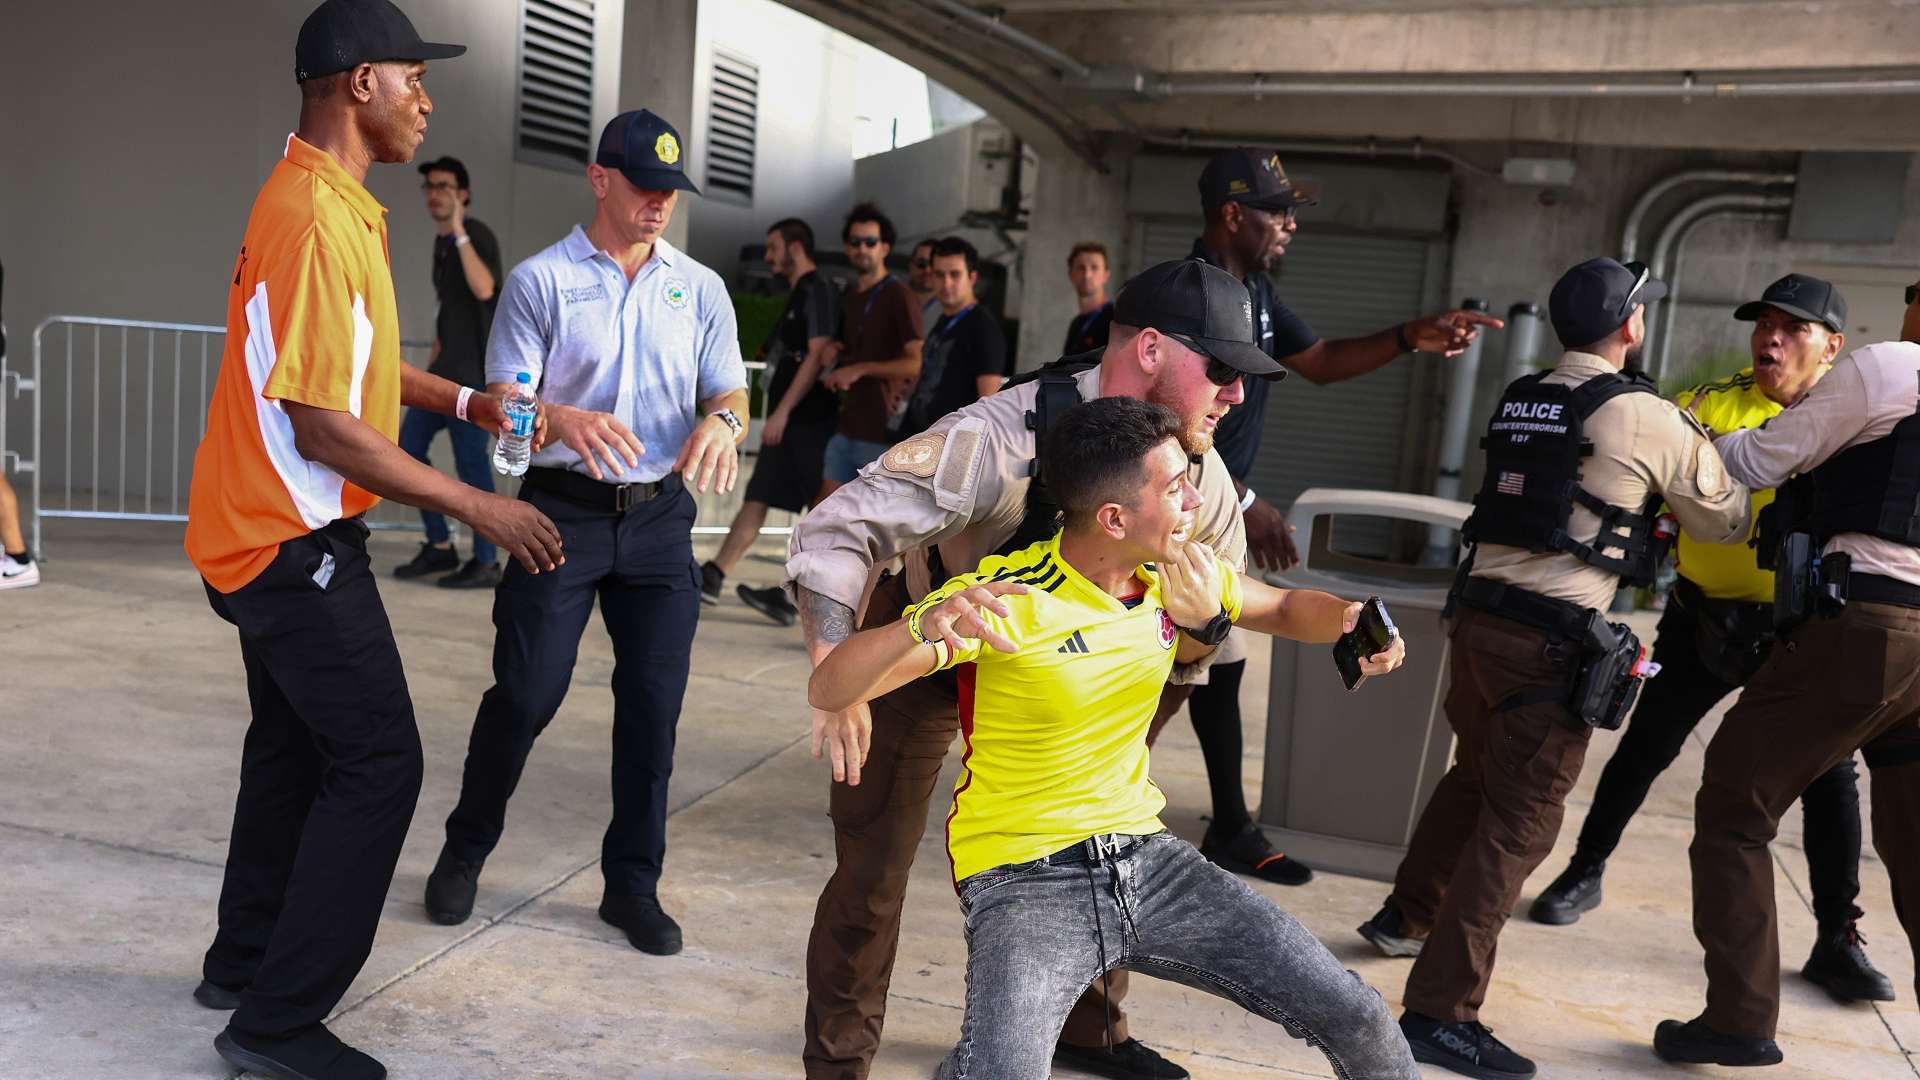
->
[1041, 398, 1185, 529]
[842, 202, 896, 246]
[930, 236, 979, 275]
[768, 217, 815, 260]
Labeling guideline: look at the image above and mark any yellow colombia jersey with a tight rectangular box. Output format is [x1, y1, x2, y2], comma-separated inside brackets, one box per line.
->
[906, 532, 1243, 884]
[1673, 368, 1781, 603]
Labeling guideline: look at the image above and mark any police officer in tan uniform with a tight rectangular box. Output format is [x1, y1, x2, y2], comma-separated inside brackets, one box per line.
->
[789, 260, 1275, 1080]
[1356, 258, 1752, 1080]
[1656, 285, 1920, 1069]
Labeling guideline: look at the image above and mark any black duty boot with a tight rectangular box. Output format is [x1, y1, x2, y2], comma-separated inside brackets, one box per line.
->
[1653, 1017, 1783, 1066]
[192, 979, 244, 1010]
[1052, 1037, 1189, 1079]
[1400, 1011, 1536, 1079]
[392, 542, 458, 580]
[1357, 897, 1426, 957]
[699, 560, 724, 606]
[423, 846, 484, 926]
[737, 583, 798, 627]
[1528, 856, 1605, 926]
[599, 894, 683, 955]
[436, 559, 502, 590]
[214, 1024, 387, 1080]
[1803, 920, 1897, 1002]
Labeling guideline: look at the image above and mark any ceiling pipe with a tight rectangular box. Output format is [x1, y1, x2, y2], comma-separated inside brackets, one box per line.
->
[1139, 130, 1498, 177]
[1644, 192, 1794, 378]
[1653, 208, 1788, 382]
[1620, 168, 1795, 261]
[1154, 71, 1920, 99]
[920, 0, 1092, 80]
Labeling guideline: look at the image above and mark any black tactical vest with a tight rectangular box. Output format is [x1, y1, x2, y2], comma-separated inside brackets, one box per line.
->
[1462, 369, 1670, 587]
[992, 352, 1100, 557]
[1761, 408, 1920, 561]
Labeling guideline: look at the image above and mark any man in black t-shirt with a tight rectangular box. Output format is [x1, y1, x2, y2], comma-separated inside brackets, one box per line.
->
[707, 218, 841, 625]
[895, 236, 1007, 439]
[394, 155, 505, 588]
[1061, 241, 1114, 355]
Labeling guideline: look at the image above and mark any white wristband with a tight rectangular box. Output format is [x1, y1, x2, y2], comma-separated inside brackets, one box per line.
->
[455, 385, 474, 421]
[1239, 487, 1257, 512]
[454, 233, 472, 248]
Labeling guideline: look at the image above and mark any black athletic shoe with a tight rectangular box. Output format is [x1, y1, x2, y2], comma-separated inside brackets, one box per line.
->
[392, 542, 458, 580]
[193, 979, 244, 1010]
[1052, 1037, 1190, 1080]
[423, 847, 483, 926]
[1803, 920, 1897, 1002]
[214, 1024, 387, 1080]
[1529, 856, 1605, 925]
[436, 559, 502, 590]
[1358, 897, 1426, 958]
[1653, 1017, 1783, 1066]
[737, 583, 798, 627]
[599, 894, 683, 955]
[1401, 1011, 1536, 1079]
[699, 560, 725, 606]
[1200, 820, 1313, 886]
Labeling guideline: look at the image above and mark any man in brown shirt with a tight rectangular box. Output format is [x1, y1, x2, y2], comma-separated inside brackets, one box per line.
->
[818, 202, 923, 497]
[1359, 258, 1750, 1080]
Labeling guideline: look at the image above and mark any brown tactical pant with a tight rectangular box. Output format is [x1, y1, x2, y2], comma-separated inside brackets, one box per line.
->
[1392, 607, 1594, 1021]
[801, 576, 1130, 1080]
[1691, 599, 1920, 1038]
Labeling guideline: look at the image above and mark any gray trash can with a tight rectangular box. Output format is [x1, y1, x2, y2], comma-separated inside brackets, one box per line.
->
[1254, 488, 1471, 882]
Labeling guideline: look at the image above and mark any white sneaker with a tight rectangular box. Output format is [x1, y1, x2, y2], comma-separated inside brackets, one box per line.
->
[0, 553, 39, 590]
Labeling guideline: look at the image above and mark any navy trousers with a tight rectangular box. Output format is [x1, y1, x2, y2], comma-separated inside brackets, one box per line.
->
[442, 482, 701, 896]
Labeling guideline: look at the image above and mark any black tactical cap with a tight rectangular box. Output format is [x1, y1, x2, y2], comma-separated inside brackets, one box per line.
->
[596, 110, 700, 195]
[1198, 148, 1318, 211]
[295, 0, 465, 82]
[1734, 273, 1847, 334]
[1115, 260, 1285, 380]
[1549, 258, 1668, 349]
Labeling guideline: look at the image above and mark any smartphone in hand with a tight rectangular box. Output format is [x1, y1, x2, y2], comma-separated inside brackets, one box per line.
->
[1334, 596, 1396, 692]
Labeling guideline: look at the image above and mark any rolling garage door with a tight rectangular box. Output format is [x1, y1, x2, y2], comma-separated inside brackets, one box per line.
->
[1132, 219, 1437, 557]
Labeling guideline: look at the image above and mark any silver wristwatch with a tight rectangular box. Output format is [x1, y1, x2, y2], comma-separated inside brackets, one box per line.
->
[711, 408, 744, 437]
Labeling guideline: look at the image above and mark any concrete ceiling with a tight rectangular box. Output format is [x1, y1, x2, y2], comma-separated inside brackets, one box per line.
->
[779, 0, 1920, 162]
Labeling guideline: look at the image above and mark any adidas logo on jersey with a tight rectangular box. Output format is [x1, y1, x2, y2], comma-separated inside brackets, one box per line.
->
[1057, 631, 1090, 655]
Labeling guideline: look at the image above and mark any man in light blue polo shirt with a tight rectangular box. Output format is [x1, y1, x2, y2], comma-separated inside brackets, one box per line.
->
[425, 109, 748, 957]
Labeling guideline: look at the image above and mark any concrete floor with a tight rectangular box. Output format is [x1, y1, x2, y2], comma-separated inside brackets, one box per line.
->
[2, 517, 1917, 1079]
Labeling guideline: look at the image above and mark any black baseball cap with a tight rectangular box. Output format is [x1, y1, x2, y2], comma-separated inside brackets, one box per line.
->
[1115, 260, 1285, 380]
[1548, 258, 1668, 349]
[1198, 148, 1319, 212]
[295, 0, 465, 82]
[417, 156, 469, 190]
[1734, 273, 1847, 333]
[596, 110, 700, 195]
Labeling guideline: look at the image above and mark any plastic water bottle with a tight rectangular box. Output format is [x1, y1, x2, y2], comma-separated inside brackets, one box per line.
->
[492, 372, 536, 476]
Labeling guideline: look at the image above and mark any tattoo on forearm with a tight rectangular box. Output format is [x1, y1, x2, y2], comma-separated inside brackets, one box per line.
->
[798, 587, 855, 646]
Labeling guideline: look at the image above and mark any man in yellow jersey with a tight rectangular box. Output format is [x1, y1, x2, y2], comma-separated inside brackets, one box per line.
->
[184, 3, 560, 1078]
[811, 397, 1417, 1079]
[1528, 274, 1893, 1000]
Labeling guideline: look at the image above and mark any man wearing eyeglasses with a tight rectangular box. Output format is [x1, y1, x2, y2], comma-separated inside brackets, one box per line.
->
[392, 155, 505, 588]
[791, 259, 1273, 1080]
[818, 203, 924, 498]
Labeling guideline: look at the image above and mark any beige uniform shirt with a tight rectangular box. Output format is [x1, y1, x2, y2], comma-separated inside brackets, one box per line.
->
[1471, 351, 1752, 610]
[788, 364, 1248, 631]
[1715, 340, 1920, 588]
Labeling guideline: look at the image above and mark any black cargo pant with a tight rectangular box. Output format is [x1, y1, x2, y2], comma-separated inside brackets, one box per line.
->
[202, 518, 424, 1039]
[1574, 585, 1864, 926]
[443, 480, 701, 897]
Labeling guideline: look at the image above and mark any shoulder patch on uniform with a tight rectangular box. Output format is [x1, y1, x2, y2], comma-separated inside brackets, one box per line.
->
[883, 433, 944, 477]
[1695, 441, 1729, 499]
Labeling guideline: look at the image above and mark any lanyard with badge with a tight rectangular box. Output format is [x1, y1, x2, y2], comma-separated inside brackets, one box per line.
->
[1069, 301, 1110, 348]
[926, 303, 975, 354]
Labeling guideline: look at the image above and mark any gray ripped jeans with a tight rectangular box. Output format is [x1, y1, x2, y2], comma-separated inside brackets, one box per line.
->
[936, 831, 1417, 1080]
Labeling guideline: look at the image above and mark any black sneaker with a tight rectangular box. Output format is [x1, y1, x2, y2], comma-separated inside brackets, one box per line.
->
[1200, 820, 1313, 886]
[393, 542, 458, 580]
[599, 894, 683, 955]
[424, 847, 483, 926]
[1401, 1011, 1536, 1079]
[1653, 1017, 1783, 1066]
[699, 561, 725, 606]
[1358, 898, 1426, 958]
[1803, 920, 1896, 1002]
[436, 559, 502, 590]
[1052, 1037, 1189, 1080]
[1528, 856, 1605, 925]
[737, 583, 798, 627]
[214, 1023, 387, 1080]
[193, 979, 244, 1010]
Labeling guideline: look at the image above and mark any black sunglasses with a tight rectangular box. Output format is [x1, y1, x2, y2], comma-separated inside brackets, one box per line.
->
[1165, 333, 1244, 386]
[846, 236, 883, 248]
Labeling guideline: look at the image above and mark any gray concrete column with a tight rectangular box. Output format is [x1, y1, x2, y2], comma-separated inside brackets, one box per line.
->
[618, 0, 699, 251]
[1014, 151, 1129, 372]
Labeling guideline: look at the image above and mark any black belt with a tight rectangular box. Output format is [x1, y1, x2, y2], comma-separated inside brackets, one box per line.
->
[1038, 832, 1156, 867]
[1453, 575, 1595, 640]
[1848, 572, 1920, 609]
[522, 466, 681, 512]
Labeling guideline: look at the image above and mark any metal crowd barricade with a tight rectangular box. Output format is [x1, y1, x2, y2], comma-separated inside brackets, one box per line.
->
[13, 315, 781, 557]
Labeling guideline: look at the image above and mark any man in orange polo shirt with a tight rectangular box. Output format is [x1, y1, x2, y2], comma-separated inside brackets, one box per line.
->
[183, 3, 561, 1078]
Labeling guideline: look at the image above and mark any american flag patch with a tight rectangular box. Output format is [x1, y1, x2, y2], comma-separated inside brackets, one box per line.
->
[1496, 471, 1526, 496]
